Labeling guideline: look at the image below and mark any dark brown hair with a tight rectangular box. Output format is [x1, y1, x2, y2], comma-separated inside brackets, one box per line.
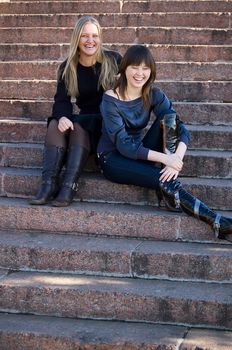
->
[114, 45, 156, 108]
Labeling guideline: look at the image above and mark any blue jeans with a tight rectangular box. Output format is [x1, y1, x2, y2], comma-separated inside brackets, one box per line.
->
[99, 118, 163, 190]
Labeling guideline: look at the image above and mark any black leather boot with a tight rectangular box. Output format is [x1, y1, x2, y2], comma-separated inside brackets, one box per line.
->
[160, 113, 179, 154]
[52, 145, 89, 207]
[30, 145, 66, 205]
[159, 180, 232, 239]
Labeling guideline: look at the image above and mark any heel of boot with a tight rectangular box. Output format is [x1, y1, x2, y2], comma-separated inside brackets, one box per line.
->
[52, 183, 78, 207]
[29, 182, 57, 205]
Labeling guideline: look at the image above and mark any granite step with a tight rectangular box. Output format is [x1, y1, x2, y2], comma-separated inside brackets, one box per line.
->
[0, 270, 231, 328]
[1, 43, 231, 63]
[1, 100, 231, 125]
[0, 1, 121, 15]
[0, 197, 231, 242]
[1, 314, 232, 350]
[0, 12, 230, 29]
[1, 167, 232, 210]
[0, 0, 231, 14]
[2, 27, 232, 45]
[0, 231, 231, 282]
[0, 120, 231, 151]
[1, 61, 232, 81]
[1, 142, 232, 179]
[1, 79, 231, 103]
[122, 0, 232, 13]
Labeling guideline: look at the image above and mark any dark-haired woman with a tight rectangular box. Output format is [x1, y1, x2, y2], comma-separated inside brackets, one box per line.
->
[97, 45, 232, 240]
[30, 16, 121, 206]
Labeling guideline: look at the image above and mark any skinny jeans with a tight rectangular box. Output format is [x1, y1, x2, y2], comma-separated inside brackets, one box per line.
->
[99, 118, 164, 190]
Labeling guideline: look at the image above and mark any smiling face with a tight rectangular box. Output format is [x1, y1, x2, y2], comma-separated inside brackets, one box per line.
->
[125, 62, 151, 90]
[78, 22, 101, 59]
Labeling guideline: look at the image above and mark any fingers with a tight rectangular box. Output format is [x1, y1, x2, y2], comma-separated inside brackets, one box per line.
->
[58, 117, 74, 132]
[159, 167, 179, 182]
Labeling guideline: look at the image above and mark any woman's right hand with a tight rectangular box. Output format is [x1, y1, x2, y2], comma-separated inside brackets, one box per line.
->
[165, 153, 183, 171]
[58, 117, 74, 132]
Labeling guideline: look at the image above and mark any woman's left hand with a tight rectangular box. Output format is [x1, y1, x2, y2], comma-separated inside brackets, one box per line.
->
[159, 166, 179, 182]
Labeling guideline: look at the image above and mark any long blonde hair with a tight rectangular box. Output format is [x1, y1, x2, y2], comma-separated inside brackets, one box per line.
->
[60, 16, 119, 98]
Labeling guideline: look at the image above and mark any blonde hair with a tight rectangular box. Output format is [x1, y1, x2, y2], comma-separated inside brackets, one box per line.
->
[59, 16, 119, 98]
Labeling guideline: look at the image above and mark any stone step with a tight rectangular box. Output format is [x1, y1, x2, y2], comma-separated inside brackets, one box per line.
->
[1, 100, 231, 125]
[1, 167, 232, 210]
[1, 43, 231, 63]
[0, 1, 121, 14]
[1, 314, 232, 350]
[0, 231, 231, 282]
[0, 0, 231, 14]
[1, 79, 231, 103]
[0, 197, 231, 242]
[1, 120, 231, 151]
[1, 142, 232, 179]
[0, 270, 231, 328]
[1, 61, 232, 81]
[123, 0, 232, 13]
[2, 27, 232, 45]
[0, 12, 230, 29]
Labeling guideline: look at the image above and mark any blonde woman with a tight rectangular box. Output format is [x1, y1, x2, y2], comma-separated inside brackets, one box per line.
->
[30, 16, 121, 206]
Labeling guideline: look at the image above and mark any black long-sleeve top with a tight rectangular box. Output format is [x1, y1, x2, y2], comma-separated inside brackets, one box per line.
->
[52, 50, 122, 119]
[97, 86, 190, 160]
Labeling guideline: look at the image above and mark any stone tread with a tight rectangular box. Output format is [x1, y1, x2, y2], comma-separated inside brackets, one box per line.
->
[0, 230, 231, 282]
[0, 270, 231, 328]
[0, 0, 231, 14]
[1, 43, 231, 62]
[0, 12, 231, 29]
[1, 61, 232, 81]
[0, 120, 231, 151]
[1, 165, 232, 210]
[0, 197, 231, 242]
[1, 314, 231, 350]
[1, 100, 231, 125]
[1, 142, 232, 178]
[1, 79, 231, 103]
[2, 27, 232, 45]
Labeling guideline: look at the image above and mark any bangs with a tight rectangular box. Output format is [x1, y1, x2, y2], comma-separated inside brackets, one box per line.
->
[123, 45, 154, 68]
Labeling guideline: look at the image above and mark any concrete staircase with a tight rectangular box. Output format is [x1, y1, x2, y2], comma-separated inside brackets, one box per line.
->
[0, 1, 232, 349]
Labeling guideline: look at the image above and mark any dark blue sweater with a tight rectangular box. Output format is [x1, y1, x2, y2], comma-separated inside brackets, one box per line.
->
[97, 86, 190, 160]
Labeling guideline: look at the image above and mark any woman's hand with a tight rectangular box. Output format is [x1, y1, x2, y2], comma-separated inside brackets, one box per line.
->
[159, 166, 179, 182]
[58, 117, 74, 132]
[164, 153, 183, 171]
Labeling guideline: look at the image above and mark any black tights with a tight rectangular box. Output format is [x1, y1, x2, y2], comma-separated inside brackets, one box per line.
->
[45, 119, 90, 152]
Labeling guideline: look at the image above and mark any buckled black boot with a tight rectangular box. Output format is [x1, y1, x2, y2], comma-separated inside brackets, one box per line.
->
[52, 145, 89, 207]
[159, 180, 232, 240]
[30, 145, 66, 205]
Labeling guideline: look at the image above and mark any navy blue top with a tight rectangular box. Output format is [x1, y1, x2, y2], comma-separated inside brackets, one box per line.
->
[97, 86, 190, 160]
[52, 50, 122, 119]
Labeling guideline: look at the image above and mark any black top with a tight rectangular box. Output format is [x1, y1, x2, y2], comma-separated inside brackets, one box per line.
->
[52, 50, 122, 119]
[97, 86, 190, 160]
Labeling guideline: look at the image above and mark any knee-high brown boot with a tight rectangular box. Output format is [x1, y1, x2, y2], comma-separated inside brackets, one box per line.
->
[52, 145, 89, 207]
[30, 145, 66, 205]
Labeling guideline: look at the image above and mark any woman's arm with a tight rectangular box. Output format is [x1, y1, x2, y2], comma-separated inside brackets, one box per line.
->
[52, 63, 73, 120]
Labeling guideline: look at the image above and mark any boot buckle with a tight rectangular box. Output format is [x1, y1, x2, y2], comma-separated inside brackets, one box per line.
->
[174, 191, 180, 208]
[71, 182, 79, 192]
[213, 214, 221, 238]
